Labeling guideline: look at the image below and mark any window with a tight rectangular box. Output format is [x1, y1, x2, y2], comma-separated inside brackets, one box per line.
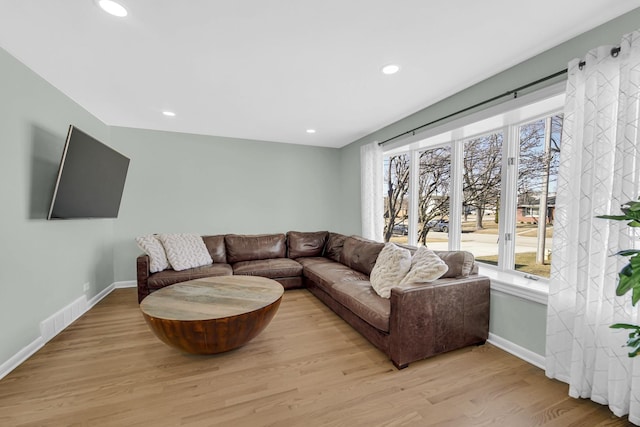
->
[417, 147, 450, 249]
[383, 153, 410, 244]
[460, 131, 502, 263]
[380, 86, 565, 282]
[513, 115, 562, 278]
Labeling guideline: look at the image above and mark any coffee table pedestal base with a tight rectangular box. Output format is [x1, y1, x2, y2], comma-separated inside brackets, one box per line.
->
[142, 298, 282, 354]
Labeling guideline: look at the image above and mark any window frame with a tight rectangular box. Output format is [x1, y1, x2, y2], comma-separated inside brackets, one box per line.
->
[381, 82, 566, 302]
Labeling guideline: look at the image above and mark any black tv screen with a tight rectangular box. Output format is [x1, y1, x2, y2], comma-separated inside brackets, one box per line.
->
[47, 125, 130, 220]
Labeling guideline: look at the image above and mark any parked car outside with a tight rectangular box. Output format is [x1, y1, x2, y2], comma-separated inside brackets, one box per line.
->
[392, 224, 408, 236]
[430, 220, 449, 233]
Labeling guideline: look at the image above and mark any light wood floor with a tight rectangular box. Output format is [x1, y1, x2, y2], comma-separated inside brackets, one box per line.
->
[0, 288, 632, 426]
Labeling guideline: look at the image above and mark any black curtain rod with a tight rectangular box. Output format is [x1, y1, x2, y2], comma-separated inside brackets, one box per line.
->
[378, 46, 622, 147]
[377, 69, 567, 146]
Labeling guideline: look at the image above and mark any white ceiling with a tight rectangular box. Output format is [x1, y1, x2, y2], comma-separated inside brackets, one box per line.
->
[0, 1, 638, 148]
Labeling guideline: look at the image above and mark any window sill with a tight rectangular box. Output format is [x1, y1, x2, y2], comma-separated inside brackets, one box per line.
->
[478, 265, 549, 305]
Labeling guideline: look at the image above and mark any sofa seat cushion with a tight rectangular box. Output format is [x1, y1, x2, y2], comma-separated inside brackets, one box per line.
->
[331, 280, 390, 332]
[233, 258, 302, 279]
[296, 256, 335, 268]
[302, 259, 369, 293]
[147, 263, 233, 290]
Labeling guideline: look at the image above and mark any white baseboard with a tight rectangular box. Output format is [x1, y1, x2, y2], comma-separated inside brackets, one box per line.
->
[114, 280, 136, 289]
[0, 281, 122, 381]
[488, 332, 545, 370]
[0, 336, 45, 382]
[88, 283, 115, 309]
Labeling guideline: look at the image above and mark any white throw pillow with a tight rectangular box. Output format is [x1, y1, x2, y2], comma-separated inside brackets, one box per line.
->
[399, 246, 449, 286]
[157, 233, 213, 272]
[135, 234, 170, 273]
[369, 243, 412, 299]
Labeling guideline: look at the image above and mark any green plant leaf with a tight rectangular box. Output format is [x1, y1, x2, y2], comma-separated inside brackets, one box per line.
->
[627, 337, 640, 348]
[617, 265, 634, 296]
[597, 215, 629, 221]
[632, 286, 640, 306]
[601, 200, 640, 357]
[615, 250, 640, 257]
[611, 323, 640, 329]
[619, 269, 640, 302]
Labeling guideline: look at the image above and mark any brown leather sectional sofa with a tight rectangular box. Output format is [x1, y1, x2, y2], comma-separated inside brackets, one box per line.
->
[136, 231, 490, 369]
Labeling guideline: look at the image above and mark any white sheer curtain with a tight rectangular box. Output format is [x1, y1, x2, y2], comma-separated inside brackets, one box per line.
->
[361, 141, 383, 241]
[546, 29, 640, 423]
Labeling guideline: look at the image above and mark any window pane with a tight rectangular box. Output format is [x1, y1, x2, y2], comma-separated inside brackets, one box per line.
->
[514, 114, 562, 277]
[383, 154, 410, 244]
[417, 147, 450, 250]
[461, 132, 503, 264]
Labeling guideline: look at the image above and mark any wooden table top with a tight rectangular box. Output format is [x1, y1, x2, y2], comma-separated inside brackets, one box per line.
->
[140, 276, 284, 321]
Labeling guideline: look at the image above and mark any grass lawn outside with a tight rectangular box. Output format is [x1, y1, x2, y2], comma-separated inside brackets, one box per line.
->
[475, 251, 551, 278]
[387, 216, 552, 278]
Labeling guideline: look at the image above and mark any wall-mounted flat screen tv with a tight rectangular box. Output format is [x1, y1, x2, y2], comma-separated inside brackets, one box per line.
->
[47, 125, 130, 220]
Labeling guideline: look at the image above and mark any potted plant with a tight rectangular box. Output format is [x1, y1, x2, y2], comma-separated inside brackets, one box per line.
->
[599, 199, 640, 357]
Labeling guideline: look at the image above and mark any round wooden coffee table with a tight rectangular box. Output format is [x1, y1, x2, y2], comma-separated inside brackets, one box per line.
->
[140, 276, 284, 354]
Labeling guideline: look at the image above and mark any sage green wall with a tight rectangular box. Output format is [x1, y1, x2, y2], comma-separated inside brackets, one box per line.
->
[338, 8, 640, 358]
[3, 7, 639, 372]
[109, 127, 342, 282]
[0, 46, 113, 365]
[490, 291, 547, 355]
[0, 46, 341, 369]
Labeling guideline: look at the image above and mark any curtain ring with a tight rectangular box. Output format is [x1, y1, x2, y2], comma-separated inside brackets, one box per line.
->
[579, 61, 586, 70]
[611, 46, 621, 58]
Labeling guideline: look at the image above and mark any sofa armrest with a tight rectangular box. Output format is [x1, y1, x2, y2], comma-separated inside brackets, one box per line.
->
[388, 275, 490, 368]
[137, 254, 151, 303]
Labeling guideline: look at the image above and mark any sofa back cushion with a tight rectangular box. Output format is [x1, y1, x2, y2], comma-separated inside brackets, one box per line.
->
[340, 235, 385, 276]
[324, 232, 347, 262]
[287, 231, 328, 259]
[397, 244, 476, 278]
[433, 250, 475, 277]
[202, 235, 227, 264]
[225, 234, 287, 263]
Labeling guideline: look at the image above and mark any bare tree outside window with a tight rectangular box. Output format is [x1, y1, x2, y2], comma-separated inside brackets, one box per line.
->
[463, 133, 503, 230]
[417, 147, 451, 246]
[459, 132, 503, 260]
[383, 154, 410, 243]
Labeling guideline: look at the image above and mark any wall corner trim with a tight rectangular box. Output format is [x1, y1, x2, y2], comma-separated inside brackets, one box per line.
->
[0, 336, 45, 382]
[488, 332, 545, 370]
[114, 280, 136, 289]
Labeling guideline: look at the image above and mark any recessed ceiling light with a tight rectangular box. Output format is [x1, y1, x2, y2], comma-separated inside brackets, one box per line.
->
[306, 129, 316, 134]
[97, 0, 128, 17]
[382, 64, 400, 75]
[162, 111, 176, 117]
